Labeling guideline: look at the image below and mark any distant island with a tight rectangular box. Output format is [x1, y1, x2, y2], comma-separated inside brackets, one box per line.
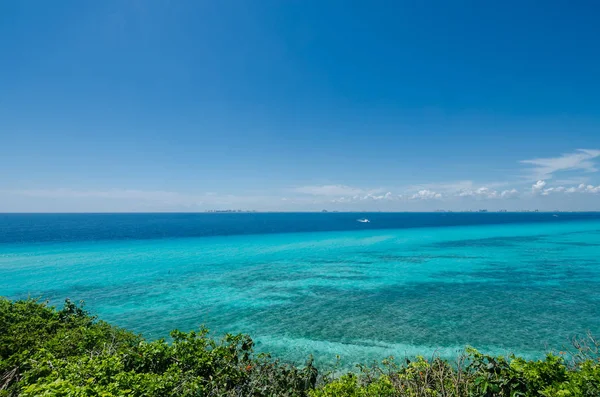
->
[204, 209, 258, 213]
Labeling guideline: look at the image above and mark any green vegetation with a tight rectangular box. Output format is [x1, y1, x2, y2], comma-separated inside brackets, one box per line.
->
[1, 298, 600, 396]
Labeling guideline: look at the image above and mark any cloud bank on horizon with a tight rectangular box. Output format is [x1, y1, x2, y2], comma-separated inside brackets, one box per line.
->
[520, 149, 600, 180]
[2, 149, 600, 212]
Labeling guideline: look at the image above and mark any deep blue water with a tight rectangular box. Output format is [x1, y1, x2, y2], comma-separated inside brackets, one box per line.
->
[2, 212, 600, 367]
[2, 212, 600, 243]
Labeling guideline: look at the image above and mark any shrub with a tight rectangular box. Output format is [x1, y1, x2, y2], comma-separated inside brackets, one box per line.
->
[1, 297, 599, 396]
[0, 298, 316, 396]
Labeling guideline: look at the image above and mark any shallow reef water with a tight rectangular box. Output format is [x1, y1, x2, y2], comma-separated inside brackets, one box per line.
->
[2, 212, 600, 367]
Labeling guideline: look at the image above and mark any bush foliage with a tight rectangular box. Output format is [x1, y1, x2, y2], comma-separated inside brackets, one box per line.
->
[1, 298, 599, 396]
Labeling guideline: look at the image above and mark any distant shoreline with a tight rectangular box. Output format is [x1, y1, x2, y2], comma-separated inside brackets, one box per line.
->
[2, 211, 599, 214]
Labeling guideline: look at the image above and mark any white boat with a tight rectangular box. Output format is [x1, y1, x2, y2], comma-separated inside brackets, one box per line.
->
[357, 218, 370, 223]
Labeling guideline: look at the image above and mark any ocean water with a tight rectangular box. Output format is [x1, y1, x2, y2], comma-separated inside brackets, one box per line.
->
[2, 212, 600, 367]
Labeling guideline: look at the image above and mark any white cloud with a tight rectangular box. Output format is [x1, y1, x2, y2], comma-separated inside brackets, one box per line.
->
[455, 187, 521, 200]
[500, 189, 519, 199]
[410, 189, 442, 200]
[572, 183, 600, 194]
[331, 191, 397, 203]
[361, 193, 377, 201]
[457, 187, 499, 199]
[531, 180, 547, 195]
[365, 192, 396, 200]
[411, 180, 516, 201]
[529, 182, 600, 196]
[521, 149, 600, 180]
[540, 186, 566, 196]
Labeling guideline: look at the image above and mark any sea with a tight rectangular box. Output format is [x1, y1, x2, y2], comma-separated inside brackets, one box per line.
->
[2, 212, 600, 367]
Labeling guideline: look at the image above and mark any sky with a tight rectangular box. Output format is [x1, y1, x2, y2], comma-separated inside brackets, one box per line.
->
[1, 0, 600, 212]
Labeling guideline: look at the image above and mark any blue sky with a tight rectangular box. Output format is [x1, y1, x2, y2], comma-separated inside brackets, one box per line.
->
[1, 1, 599, 211]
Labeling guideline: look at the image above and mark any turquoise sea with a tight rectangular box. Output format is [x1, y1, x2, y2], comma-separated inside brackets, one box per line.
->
[2, 213, 600, 367]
